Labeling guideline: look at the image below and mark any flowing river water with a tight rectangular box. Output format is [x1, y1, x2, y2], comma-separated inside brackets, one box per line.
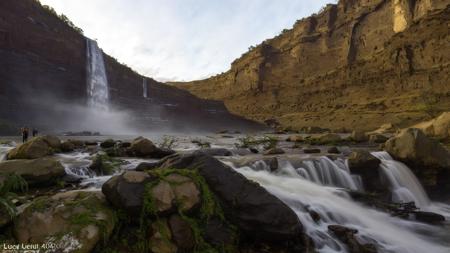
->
[0, 135, 449, 253]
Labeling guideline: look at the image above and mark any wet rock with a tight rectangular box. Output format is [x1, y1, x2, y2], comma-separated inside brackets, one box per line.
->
[413, 211, 445, 224]
[350, 131, 368, 142]
[385, 128, 450, 196]
[0, 205, 12, 228]
[89, 154, 122, 175]
[100, 139, 116, 148]
[309, 210, 321, 223]
[156, 152, 303, 241]
[150, 181, 175, 214]
[304, 148, 321, 154]
[204, 217, 235, 247]
[66, 139, 86, 149]
[14, 191, 116, 253]
[198, 148, 233, 157]
[7, 137, 53, 159]
[165, 174, 200, 212]
[60, 141, 75, 152]
[267, 157, 279, 172]
[168, 214, 195, 251]
[119, 141, 131, 148]
[327, 146, 340, 154]
[249, 147, 259, 154]
[149, 219, 177, 253]
[0, 158, 65, 186]
[129, 137, 174, 158]
[369, 134, 388, 144]
[102, 171, 152, 216]
[316, 133, 342, 144]
[348, 150, 382, 192]
[264, 148, 285, 155]
[301, 126, 329, 134]
[135, 162, 159, 171]
[328, 225, 377, 253]
[368, 123, 398, 135]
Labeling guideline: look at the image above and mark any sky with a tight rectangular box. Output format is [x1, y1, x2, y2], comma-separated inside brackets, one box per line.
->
[40, 0, 335, 82]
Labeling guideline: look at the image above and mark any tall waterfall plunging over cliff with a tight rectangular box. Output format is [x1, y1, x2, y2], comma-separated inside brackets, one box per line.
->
[86, 38, 109, 110]
[143, 78, 148, 98]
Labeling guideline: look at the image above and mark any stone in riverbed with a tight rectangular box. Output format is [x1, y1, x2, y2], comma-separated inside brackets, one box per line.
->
[315, 133, 342, 144]
[198, 148, 233, 156]
[368, 134, 388, 144]
[7, 135, 62, 159]
[102, 171, 152, 216]
[129, 137, 175, 158]
[14, 191, 116, 253]
[0, 158, 65, 186]
[150, 181, 176, 214]
[149, 219, 177, 253]
[304, 148, 321, 154]
[328, 225, 377, 253]
[264, 147, 285, 155]
[164, 174, 200, 212]
[100, 139, 116, 148]
[348, 150, 382, 192]
[350, 130, 368, 142]
[156, 152, 304, 242]
[327, 146, 340, 154]
[413, 211, 445, 224]
[384, 128, 450, 196]
[60, 141, 75, 152]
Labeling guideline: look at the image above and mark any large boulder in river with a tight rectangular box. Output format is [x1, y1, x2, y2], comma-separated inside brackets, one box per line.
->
[156, 152, 303, 241]
[14, 191, 115, 253]
[0, 158, 65, 186]
[348, 151, 383, 192]
[102, 171, 152, 216]
[385, 128, 450, 196]
[412, 112, 450, 140]
[129, 137, 175, 158]
[350, 131, 368, 142]
[7, 136, 60, 159]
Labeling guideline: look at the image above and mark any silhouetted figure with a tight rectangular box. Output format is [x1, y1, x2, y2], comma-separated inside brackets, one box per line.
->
[21, 127, 29, 143]
[32, 128, 38, 137]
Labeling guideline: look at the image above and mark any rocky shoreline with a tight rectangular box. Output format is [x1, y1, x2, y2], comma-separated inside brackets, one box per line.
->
[0, 118, 449, 252]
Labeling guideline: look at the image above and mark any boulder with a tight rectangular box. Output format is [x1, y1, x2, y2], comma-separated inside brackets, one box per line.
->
[100, 139, 116, 148]
[168, 214, 195, 251]
[7, 138, 52, 159]
[368, 123, 398, 135]
[316, 133, 342, 144]
[264, 148, 285, 155]
[304, 148, 321, 154]
[14, 191, 115, 253]
[198, 148, 233, 157]
[204, 217, 235, 247]
[301, 126, 329, 134]
[39, 135, 62, 149]
[129, 137, 175, 158]
[102, 171, 152, 216]
[150, 181, 175, 214]
[164, 174, 200, 212]
[385, 128, 450, 195]
[0, 158, 65, 186]
[156, 152, 303, 241]
[89, 154, 122, 175]
[348, 150, 382, 192]
[369, 134, 388, 144]
[350, 131, 368, 142]
[327, 146, 340, 154]
[412, 112, 450, 140]
[66, 139, 86, 149]
[60, 141, 75, 152]
[328, 225, 377, 253]
[413, 211, 445, 224]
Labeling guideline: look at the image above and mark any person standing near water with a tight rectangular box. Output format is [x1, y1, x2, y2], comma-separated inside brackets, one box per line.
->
[32, 128, 38, 137]
[21, 127, 29, 143]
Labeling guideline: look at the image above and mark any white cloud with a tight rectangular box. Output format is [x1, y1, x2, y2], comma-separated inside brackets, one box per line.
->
[39, 0, 334, 81]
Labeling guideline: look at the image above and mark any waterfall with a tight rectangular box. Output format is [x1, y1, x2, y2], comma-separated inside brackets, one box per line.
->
[372, 151, 430, 208]
[235, 158, 450, 253]
[143, 78, 148, 98]
[86, 38, 109, 110]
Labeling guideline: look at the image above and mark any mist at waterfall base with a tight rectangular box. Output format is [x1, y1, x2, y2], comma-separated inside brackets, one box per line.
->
[229, 152, 450, 253]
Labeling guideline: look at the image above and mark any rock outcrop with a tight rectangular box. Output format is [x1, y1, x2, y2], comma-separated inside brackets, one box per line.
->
[175, 0, 450, 132]
[14, 191, 116, 253]
[0, 158, 65, 186]
[7, 135, 61, 159]
[412, 112, 450, 140]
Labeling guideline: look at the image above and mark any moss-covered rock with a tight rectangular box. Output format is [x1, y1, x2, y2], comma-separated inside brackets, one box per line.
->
[0, 158, 65, 186]
[7, 138, 51, 160]
[89, 154, 124, 175]
[14, 191, 116, 253]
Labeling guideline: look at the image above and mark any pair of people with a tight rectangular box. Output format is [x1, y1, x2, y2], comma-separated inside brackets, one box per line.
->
[21, 127, 38, 143]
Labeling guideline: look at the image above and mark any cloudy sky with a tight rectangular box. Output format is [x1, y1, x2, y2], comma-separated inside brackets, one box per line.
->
[40, 0, 334, 81]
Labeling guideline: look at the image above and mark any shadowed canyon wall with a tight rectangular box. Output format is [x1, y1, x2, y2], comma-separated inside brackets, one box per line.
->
[175, 0, 450, 132]
[0, 0, 261, 134]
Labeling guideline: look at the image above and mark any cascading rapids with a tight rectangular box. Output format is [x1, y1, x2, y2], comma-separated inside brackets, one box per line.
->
[86, 38, 109, 111]
[233, 153, 450, 253]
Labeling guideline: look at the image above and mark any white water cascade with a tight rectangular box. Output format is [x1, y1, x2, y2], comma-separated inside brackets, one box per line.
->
[143, 78, 148, 98]
[86, 38, 109, 110]
[234, 156, 450, 253]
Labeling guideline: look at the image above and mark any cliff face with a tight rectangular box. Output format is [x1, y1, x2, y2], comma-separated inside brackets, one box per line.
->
[175, 0, 450, 132]
[0, 0, 261, 133]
